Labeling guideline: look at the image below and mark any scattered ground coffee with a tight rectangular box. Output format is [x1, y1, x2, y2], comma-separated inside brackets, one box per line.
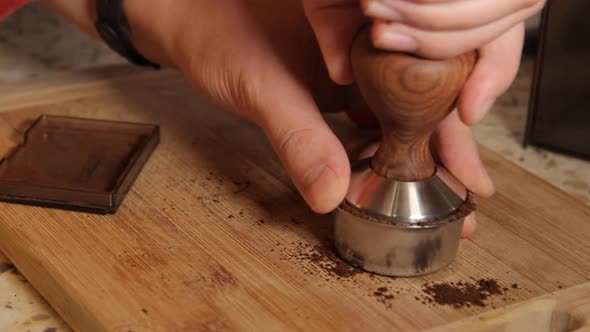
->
[422, 278, 504, 308]
[285, 241, 363, 279]
[371, 286, 396, 308]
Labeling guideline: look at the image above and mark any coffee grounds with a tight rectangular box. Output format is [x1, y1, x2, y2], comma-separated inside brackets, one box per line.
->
[287, 241, 363, 279]
[422, 278, 504, 308]
[371, 286, 395, 308]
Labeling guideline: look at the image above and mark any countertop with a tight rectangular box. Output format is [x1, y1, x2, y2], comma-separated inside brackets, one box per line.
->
[0, 4, 588, 332]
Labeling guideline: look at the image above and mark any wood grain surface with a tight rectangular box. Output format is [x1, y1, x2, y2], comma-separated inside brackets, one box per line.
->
[431, 282, 590, 332]
[351, 28, 476, 181]
[0, 250, 8, 266]
[0, 67, 589, 331]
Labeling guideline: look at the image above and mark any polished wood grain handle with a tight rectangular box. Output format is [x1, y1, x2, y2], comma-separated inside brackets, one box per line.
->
[351, 26, 476, 181]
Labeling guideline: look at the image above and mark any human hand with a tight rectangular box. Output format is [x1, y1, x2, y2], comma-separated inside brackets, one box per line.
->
[41, 0, 359, 214]
[305, 0, 545, 236]
[43, 0, 544, 239]
[165, 0, 355, 214]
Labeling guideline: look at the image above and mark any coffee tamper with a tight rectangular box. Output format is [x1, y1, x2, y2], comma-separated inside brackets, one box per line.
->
[334, 26, 477, 277]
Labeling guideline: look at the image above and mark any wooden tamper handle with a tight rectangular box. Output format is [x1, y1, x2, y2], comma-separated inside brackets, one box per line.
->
[351, 27, 476, 181]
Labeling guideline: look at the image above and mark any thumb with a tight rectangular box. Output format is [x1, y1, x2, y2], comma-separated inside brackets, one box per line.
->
[256, 83, 350, 213]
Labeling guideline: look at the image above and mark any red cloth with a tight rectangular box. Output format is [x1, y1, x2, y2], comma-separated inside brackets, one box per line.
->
[0, 0, 32, 20]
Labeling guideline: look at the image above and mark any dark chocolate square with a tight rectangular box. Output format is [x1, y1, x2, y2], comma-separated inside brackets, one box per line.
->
[0, 115, 159, 214]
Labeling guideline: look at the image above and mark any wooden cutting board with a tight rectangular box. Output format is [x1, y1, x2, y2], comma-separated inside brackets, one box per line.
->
[0, 66, 589, 332]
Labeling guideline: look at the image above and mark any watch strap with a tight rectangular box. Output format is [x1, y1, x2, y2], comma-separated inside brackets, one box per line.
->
[94, 0, 160, 69]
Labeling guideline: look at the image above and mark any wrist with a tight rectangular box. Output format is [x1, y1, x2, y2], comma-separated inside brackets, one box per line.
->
[122, 0, 184, 67]
[41, 0, 185, 68]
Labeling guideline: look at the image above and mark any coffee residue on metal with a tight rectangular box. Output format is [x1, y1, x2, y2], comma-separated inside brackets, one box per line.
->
[340, 191, 477, 226]
[413, 237, 442, 274]
[421, 278, 504, 308]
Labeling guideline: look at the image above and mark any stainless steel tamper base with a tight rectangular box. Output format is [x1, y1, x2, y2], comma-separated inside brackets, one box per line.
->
[333, 158, 473, 277]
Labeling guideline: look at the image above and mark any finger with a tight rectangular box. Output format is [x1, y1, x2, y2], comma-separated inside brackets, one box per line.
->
[461, 213, 478, 238]
[362, 0, 545, 31]
[343, 135, 378, 160]
[257, 83, 351, 214]
[458, 24, 525, 125]
[358, 141, 380, 160]
[433, 110, 494, 198]
[371, 0, 540, 58]
[303, 0, 365, 84]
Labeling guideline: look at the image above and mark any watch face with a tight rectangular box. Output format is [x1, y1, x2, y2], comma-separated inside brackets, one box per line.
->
[95, 21, 133, 60]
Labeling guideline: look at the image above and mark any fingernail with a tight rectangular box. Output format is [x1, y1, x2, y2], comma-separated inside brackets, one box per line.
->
[474, 98, 496, 123]
[302, 164, 328, 190]
[301, 164, 342, 214]
[358, 142, 380, 160]
[375, 31, 417, 52]
[486, 174, 496, 197]
[461, 212, 478, 238]
[481, 169, 495, 197]
[365, 1, 403, 20]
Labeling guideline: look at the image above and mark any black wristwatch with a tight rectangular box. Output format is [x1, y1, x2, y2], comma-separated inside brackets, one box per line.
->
[94, 0, 160, 69]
